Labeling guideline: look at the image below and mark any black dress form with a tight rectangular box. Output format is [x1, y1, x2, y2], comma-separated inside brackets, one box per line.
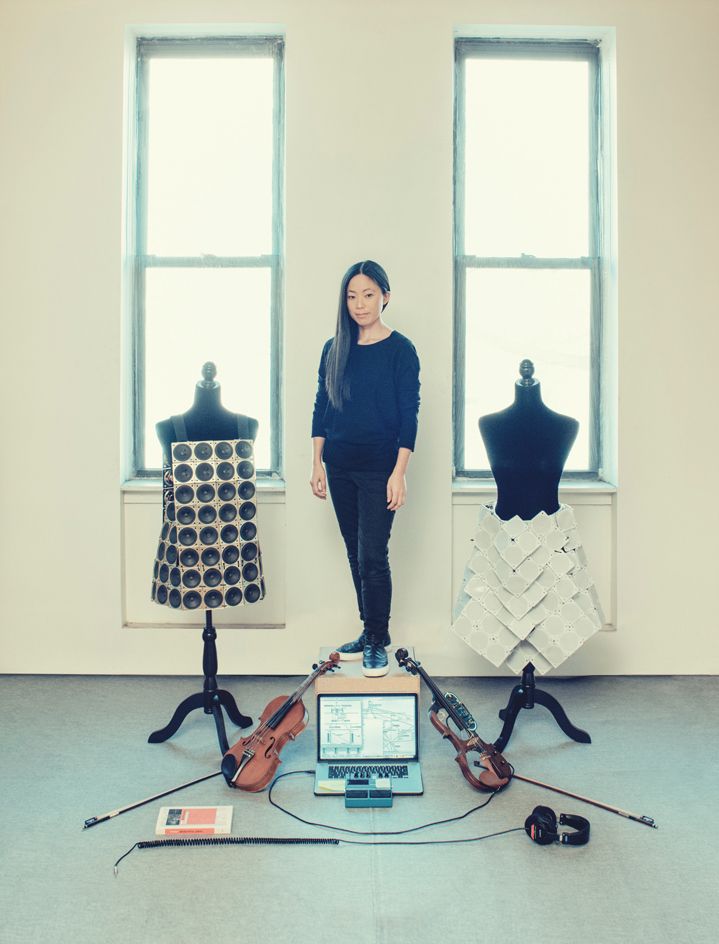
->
[479, 360, 578, 521]
[148, 363, 255, 755]
[155, 366, 259, 463]
[479, 360, 590, 752]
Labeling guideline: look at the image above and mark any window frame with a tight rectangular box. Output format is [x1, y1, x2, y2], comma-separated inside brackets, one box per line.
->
[129, 36, 284, 479]
[453, 38, 603, 480]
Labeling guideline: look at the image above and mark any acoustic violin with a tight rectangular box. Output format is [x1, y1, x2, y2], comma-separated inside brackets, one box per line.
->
[221, 653, 340, 792]
[395, 648, 512, 792]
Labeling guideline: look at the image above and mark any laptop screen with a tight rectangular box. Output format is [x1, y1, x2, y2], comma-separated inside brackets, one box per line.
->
[317, 693, 419, 761]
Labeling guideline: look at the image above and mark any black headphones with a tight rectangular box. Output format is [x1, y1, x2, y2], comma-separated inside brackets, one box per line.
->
[524, 806, 590, 846]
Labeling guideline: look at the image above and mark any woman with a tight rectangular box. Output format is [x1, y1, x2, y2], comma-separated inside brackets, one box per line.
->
[310, 260, 420, 677]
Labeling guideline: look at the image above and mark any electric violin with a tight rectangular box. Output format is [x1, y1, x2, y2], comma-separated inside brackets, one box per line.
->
[395, 648, 512, 792]
[220, 652, 340, 792]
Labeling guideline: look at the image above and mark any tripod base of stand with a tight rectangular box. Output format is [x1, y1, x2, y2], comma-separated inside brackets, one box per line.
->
[148, 612, 252, 756]
[493, 662, 591, 753]
[148, 689, 252, 754]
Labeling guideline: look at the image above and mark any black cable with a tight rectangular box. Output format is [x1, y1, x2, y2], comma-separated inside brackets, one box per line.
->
[267, 769, 500, 836]
[114, 767, 523, 873]
[114, 836, 339, 874]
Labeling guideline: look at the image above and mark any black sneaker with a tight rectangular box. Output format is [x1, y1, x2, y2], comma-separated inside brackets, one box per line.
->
[336, 631, 391, 662]
[362, 638, 390, 677]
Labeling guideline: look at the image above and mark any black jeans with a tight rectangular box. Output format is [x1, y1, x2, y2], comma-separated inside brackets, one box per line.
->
[325, 462, 396, 639]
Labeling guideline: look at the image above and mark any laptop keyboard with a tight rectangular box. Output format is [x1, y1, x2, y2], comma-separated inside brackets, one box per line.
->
[327, 764, 409, 779]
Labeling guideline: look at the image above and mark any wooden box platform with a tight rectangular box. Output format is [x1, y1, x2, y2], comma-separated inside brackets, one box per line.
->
[315, 646, 420, 695]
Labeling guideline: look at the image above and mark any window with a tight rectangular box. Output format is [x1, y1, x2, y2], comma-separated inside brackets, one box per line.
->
[127, 37, 284, 477]
[454, 39, 603, 477]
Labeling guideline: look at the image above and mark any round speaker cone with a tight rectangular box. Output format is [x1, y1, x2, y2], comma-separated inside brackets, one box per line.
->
[169, 527, 178, 544]
[156, 541, 165, 560]
[218, 482, 236, 501]
[200, 526, 218, 545]
[174, 464, 193, 483]
[179, 527, 197, 546]
[177, 506, 196, 525]
[198, 505, 217, 524]
[235, 441, 252, 458]
[260, 578, 266, 596]
[226, 587, 243, 606]
[173, 444, 192, 461]
[194, 442, 212, 460]
[217, 461, 234, 480]
[183, 591, 202, 609]
[196, 463, 214, 481]
[204, 568, 222, 587]
[240, 522, 257, 541]
[221, 525, 239, 543]
[182, 569, 201, 588]
[244, 584, 261, 603]
[169, 589, 181, 608]
[180, 548, 199, 567]
[175, 485, 194, 504]
[224, 566, 241, 585]
[204, 590, 223, 608]
[219, 503, 237, 522]
[222, 546, 240, 564]
[159, 563, 169, 582]
[166, 546, 178, 564]
[201, 547, 220, 566]
[161, 522, 170, 540]
[238, 481, 255, 500]
[169, 567, 181, 587]
[241, 542, 257, 561]
[166, 502, 176, 522]
[153, 561, 159, 578]
[197, 483, 215, 502]
[239, 502, 256, 521]
[151, 581, 157, 600]
[237, 461, 254, 479]
[156, 585, 168, 604]
[242, 563, 258, 582]
[216, 441, 233, 459]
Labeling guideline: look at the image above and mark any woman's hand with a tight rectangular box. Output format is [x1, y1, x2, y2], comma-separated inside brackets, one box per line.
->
[386, 471, 406, 510]
[310, 462, 327, 500]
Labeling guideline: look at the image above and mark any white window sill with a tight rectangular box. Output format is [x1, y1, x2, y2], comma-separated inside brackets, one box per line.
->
[452, 478, 616, 505]
[122, 476, 286, 503]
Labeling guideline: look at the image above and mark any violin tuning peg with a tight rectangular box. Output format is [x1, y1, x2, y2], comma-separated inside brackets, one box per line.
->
[312, 663, 318, 670]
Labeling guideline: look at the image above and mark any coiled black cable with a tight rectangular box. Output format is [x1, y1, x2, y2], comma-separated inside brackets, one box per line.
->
[114, 836, 339, 873]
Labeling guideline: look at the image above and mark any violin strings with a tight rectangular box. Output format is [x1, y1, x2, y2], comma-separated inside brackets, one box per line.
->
[226, 663, 332, 766]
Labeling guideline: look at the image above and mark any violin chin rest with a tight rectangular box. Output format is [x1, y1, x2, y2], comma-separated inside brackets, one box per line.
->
[221, 754, 238, 785]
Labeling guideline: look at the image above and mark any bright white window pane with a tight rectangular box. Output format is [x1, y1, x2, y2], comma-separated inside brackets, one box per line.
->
[146, 57, 274, 256]
[464, 58, 589, 258]
[464, 268, 590, 471]
[144, 268, 272, 469]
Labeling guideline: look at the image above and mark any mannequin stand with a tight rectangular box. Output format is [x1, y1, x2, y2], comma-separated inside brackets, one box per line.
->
[148, 611, 252, 755]
[493, 662, 591, 752]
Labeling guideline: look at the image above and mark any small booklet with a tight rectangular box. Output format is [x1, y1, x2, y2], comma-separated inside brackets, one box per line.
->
[155, 805, 233, 836]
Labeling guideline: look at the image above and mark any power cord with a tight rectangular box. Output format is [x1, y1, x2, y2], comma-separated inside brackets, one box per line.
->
[113, 769, 524, 873]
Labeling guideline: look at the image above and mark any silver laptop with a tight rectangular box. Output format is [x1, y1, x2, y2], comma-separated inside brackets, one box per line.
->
[314, 692, 423, 795]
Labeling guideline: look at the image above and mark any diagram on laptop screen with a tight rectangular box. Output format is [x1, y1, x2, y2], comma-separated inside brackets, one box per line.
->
[320, 695, 416, 759]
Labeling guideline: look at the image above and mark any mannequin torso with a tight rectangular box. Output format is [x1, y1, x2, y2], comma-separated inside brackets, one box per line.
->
[479, 361, 578, 521]
[156, 363, 258, 462]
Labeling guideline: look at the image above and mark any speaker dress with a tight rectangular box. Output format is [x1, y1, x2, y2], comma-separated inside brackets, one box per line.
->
[151, 416, 265, 611]
[451, 503, 602, 674]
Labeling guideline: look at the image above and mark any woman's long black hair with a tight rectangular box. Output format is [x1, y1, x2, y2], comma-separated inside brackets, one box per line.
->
[325, 260, 391, 409]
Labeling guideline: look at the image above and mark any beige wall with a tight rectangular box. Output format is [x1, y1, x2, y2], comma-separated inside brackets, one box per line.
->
[1, 0, 717, 676]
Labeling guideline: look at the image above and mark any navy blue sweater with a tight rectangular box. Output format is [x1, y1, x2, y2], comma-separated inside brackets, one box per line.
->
[311, 331, 420, 470]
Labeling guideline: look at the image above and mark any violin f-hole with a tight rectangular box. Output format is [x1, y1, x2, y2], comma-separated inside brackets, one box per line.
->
[263, 737, 277, 760]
